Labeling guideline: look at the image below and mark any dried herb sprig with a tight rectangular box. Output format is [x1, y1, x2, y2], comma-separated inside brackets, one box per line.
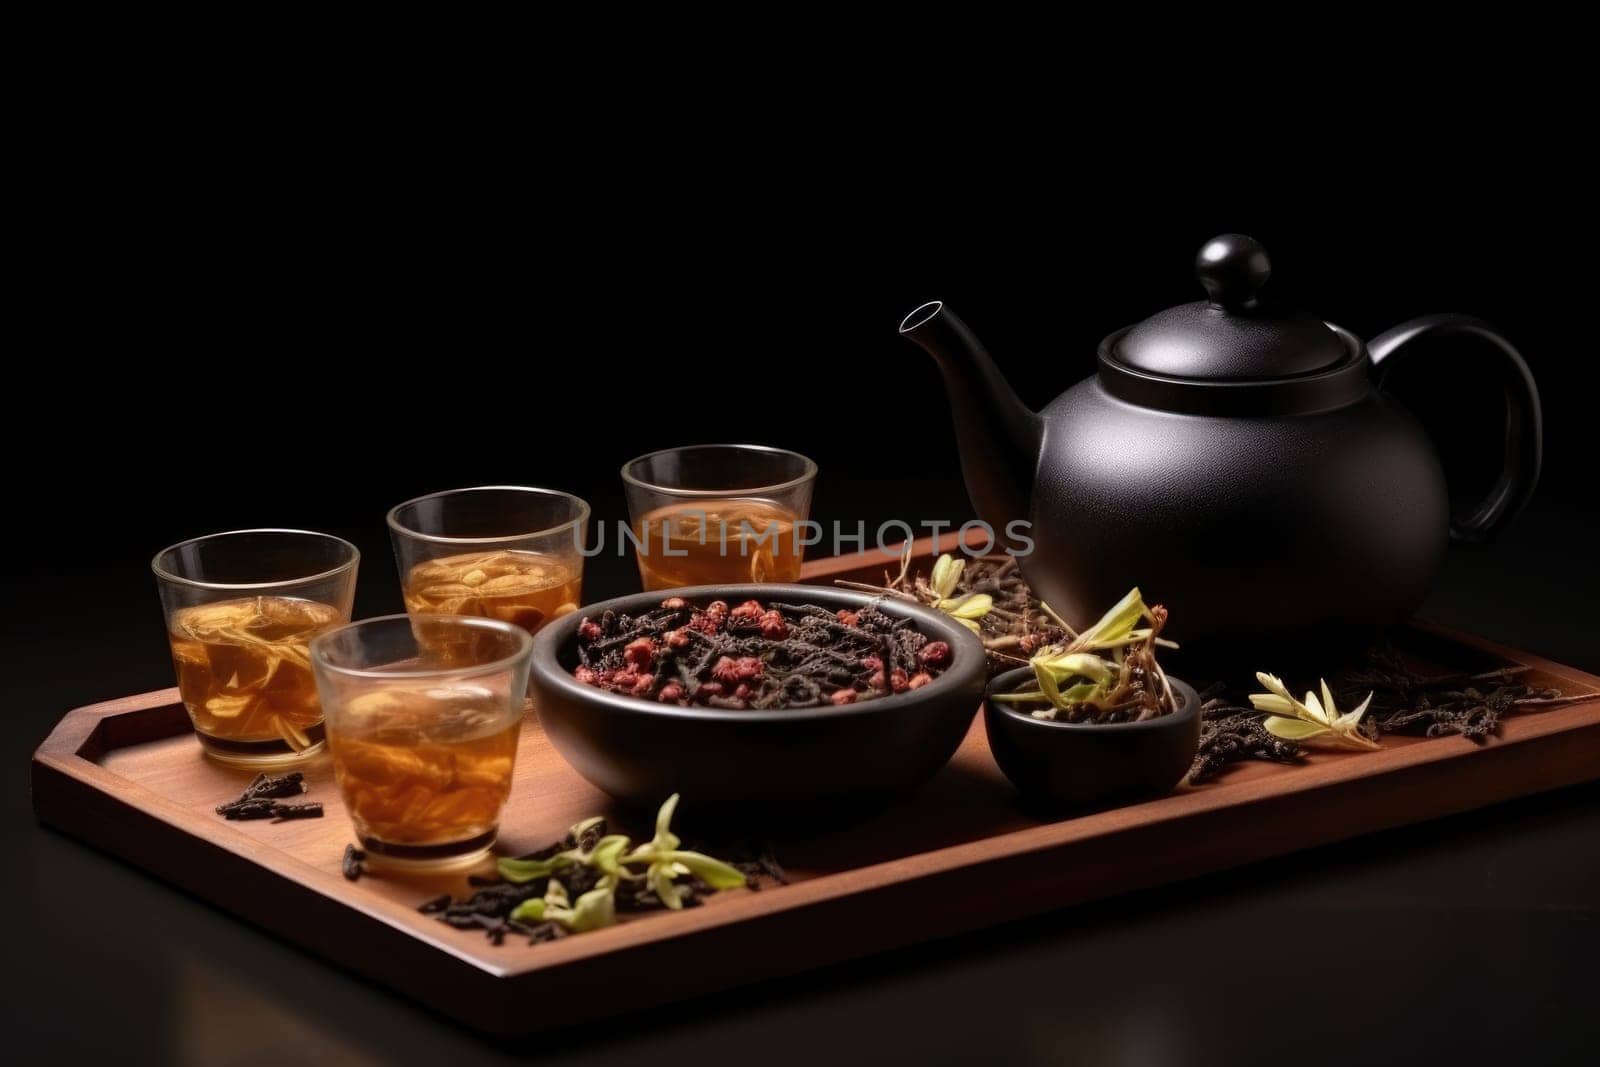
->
[1250, 673, 1379, 750]
[503, 794, 746, 923]
[837, 550, 1069, 674]
[423, 795, 751, 946]
[926, 554, 994, 633]
[990, 588, 1176, 723]
[621, 793, 750, 909]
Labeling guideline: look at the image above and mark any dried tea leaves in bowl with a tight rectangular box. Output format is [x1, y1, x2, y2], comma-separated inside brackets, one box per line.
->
[571, 596, 952, 709]
[990, 588, 1178, 723]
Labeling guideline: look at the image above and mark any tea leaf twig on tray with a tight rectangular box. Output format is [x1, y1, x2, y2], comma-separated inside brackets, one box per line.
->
[1250, 673, 1379, 750]
[836, 547, 1069, 673]
[422, 795, 752, 947]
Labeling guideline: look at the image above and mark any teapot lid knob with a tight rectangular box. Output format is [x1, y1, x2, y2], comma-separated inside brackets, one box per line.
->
[1112, 232, 1347, 383]
[1195, 233, 1271, 309]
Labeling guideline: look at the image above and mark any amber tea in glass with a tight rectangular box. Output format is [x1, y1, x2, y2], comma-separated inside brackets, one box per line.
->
[153, 529, 359, 766]
[622, 445, 817, 592]
[169, 597, 340, 752]
[312, 614, 533, 868]
[402, 549, 581, 632]
[631, 498, 805, 588]
[389, 486, 589, 636]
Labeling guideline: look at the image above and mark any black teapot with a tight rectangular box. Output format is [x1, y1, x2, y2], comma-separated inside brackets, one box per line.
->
[901, 234, 1541, 652]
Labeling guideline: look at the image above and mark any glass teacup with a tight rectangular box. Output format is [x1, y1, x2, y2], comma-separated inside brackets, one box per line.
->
[152, 528, 359, 766]
[388, 486, 589, 635]
[621, 445, 817, 590]
[311, 614, 532, 869]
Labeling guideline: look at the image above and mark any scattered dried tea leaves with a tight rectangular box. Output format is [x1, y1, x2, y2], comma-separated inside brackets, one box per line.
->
[1188, 694, 1304, 784]
[421, 795, 758, 947]
[266, 803, 324, 822]
[238, 772, 306, 802]
[1337, 647, 1584, 742]
[216, 772, 322, 822]
[342, 844, 365, 881]
[1188, 648, 1584, 783]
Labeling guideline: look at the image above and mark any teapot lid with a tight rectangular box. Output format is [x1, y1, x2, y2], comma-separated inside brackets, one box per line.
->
[1113, 234, 1346, 379]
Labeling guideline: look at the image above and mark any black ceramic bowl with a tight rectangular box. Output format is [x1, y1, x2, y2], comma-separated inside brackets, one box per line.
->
[529, 584, 987, 821]
[984, 667, 1201, 811]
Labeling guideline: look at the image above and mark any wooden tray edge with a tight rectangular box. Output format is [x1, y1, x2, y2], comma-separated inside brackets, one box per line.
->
[28, 536, 1600, 1034]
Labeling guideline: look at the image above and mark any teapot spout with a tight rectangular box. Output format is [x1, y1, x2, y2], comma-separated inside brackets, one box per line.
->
[899, 301, 1041, 548]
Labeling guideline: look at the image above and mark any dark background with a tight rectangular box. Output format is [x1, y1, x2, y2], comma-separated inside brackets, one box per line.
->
[6, 166, 1597, 1065]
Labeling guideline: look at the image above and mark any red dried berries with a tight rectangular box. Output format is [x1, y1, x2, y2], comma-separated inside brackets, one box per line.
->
[623, 637, 656, 670]
[711, 656, 763, 684]
[570, 595, 951, 710]
[689, 600, 730, 634]
[729, 599, 765, 624]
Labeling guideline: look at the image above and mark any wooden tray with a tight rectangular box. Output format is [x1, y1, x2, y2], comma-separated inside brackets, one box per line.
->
[32, 538, 1600, 1035]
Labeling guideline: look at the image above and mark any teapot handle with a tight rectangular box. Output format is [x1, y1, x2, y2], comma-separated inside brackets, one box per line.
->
[1368, 314, 1542, 544]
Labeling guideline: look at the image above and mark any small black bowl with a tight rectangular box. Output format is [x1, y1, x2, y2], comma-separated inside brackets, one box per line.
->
[529, 584, 987, 822]
[984, 667, 1201, 811]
